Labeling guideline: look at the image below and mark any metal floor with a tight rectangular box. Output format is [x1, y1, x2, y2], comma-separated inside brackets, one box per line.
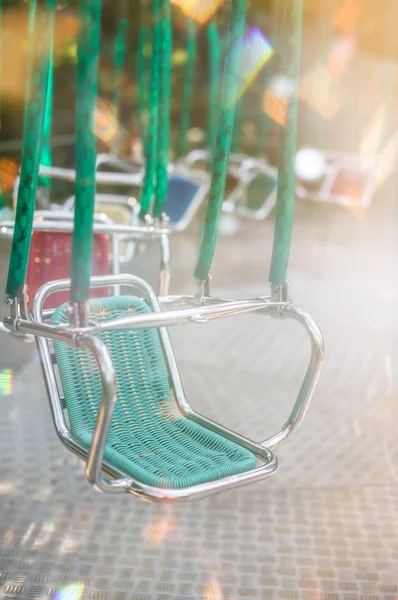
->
[1, 192, 398, 600]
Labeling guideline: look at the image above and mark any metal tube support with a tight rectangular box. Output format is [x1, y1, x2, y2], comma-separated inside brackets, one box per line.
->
[81, 334, 132, 493]
[0, 220, 169, 240]
[157, 213, 171, 296]
[261, 305, 324, 450]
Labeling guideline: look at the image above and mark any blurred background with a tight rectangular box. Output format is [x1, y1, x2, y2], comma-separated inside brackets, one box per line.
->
[1, 1, 398, 599]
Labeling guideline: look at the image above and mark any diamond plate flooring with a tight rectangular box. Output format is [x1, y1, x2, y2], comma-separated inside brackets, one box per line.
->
[2, 188, 398, 599]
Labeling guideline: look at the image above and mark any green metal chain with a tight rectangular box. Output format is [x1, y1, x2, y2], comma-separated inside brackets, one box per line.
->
[206, 22, 221, 158]
[112, 0, 128, 120]
[38, 48, 53, 190]
[194, 0, 247, 283]
[176, 18, 197, 160]
[258, 34, 274, 153]
[70, 0, 102, 304]
[231, 97, 243, 154]
[137, 1, 150, 151]
[139, 0, 160, 219]
[153, 0, 172, 219]
[5, 0, 55, 300]
[269, 0, 302, 287]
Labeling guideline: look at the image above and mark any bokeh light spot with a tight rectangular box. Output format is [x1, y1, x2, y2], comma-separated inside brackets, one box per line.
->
[53, 583, 85, 600]
[0, 159, 19, 193]
[94, 99, 119, 144]
[171, 0, 226, 25]
[0, 369, 14, 397]
[224, 28, 273, 109]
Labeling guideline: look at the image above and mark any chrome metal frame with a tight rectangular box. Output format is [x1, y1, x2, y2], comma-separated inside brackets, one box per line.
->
[166, 165, 210, 231]
[183, 149, 250, 169]
[297, 149, 378, 208]
[63, 194, 140, 263]
[218, 158, 278, 220]
[0, 218, 171, 298]
[94, 155, 211, 232]
[38, 165, 143, 187]
[181, 149, 247, 213]
[3, 273, 324, 501]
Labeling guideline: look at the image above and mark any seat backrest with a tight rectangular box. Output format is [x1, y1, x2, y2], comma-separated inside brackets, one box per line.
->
[27, 232, 110, 309]
[51, 296, 174, 442]
[165, 176, 201, 225]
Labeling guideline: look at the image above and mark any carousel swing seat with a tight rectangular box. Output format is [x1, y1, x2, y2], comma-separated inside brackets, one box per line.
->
[51, 295, 258, 489]
[29, 273, 280, 500]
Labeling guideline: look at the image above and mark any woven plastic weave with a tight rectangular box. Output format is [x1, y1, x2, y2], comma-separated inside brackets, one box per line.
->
[51, 296, 257, 489]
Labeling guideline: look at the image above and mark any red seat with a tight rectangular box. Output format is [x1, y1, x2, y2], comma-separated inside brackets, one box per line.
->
[27, 231, 110, 309]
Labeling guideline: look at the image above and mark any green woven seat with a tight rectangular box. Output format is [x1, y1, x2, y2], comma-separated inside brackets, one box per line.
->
[51, 296, 257, 489]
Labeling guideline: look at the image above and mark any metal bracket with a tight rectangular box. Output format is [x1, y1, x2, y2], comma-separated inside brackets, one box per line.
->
[4, 293, 29, 334]
[271, 283, 290, 304]
[68, 302, 88, 329]
[195, 276, 212, 305]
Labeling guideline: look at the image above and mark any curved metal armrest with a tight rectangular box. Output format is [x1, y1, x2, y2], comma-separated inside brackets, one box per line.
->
[80, 334, 132, 493]
[240, 157, 276, 176]
[182, 149, 211, 168]
[262, 305, 324, 451]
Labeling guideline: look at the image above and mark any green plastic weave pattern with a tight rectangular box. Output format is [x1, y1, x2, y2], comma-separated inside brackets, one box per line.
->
[51, 296, 257, 489]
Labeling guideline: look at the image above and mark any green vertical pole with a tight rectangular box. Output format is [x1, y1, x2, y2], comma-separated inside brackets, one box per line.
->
[231, 98, 243, 154]
[176, 19, 197, 160]
[194, 0, 247, 283]
[112, 0, 128, 120]
[269, 0, 302, 286]
[137, 1, 149, 150]
[207, 22, 221, 158]
[258, 34, 275, 153]
[38, 48, 53, 190]
[139, 0, 160, 219]
[70, 0, 102, 304]
[5, 0, 55, 300]
[153, 0, 171, 219]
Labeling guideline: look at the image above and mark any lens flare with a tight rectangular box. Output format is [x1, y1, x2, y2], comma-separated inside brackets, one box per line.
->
[327, 36, 355, 78]
[0, 159, 19, 193]
[144, 505, 179, 546]
[94, 99, 119, 144]
[53, 583, 85, 600]
[263, 90, 288, 126]
[0, 369, 14, 396]
[299, 63, 342, 119]
[3, 528, 15, 549]
[204, 577, 225, 600]
[377, 129, 398, 185]
[223, 28, 273, 109]
[1, 7, 79, 102]
[171, 0, 226, 25]
[360, 106, 385, 161]
[332, 0, 361, 36]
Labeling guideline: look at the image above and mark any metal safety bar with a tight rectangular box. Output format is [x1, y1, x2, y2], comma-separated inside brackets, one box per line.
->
[0, 219, 169, 240]
[8, 273, 281, 500]
[3, 273, 323, 500]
